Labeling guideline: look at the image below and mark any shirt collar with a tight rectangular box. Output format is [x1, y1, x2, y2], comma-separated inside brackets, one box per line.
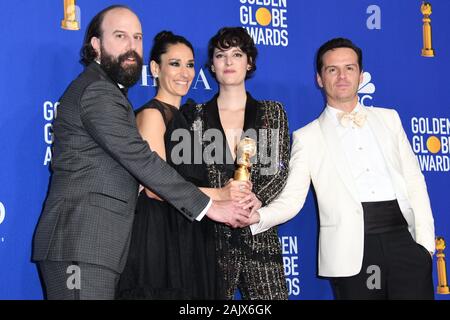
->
[325, 102, 363, 126]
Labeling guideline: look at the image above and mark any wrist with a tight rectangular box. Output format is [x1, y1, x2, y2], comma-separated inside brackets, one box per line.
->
[220, 187, 230, 201]
[251, 210, 261, 224]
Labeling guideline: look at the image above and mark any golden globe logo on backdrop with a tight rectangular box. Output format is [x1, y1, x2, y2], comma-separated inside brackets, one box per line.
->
[239, 0, 288, 47]
[411, 117, 450, 172]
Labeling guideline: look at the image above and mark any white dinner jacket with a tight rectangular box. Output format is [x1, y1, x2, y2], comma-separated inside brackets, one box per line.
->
[252, 106, 435, 277]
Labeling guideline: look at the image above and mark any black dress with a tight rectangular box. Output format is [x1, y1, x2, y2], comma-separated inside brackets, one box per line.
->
[116, 99, 218, 299]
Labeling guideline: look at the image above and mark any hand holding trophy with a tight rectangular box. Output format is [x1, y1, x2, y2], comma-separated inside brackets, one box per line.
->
[234, 137, 257, 181]
[233, 137, 262, 221]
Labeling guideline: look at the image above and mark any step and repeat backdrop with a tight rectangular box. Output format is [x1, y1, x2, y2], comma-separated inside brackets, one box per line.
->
[0, 0, 449, 299]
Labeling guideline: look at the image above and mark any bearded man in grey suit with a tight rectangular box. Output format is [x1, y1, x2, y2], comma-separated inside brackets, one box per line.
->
[33, 5, 251, 300]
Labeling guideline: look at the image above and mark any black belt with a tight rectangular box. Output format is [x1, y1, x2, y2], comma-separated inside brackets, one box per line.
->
[362, 199, 408, 235]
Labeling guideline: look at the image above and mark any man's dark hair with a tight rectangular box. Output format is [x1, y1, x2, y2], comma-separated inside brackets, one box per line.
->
[206, 27, 258, 80]
[316, 37, 363, 75]
[80, 5, 131, 66]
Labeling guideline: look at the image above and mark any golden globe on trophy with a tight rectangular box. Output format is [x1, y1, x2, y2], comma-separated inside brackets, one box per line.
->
[421, 1, 435, 57]
[436, 237, 450, 294]
[234, 137, 257, 181]
[61, 0, 80, 30]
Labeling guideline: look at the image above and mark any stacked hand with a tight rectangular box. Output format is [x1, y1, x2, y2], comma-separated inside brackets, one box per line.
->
[207, 179, 262, 228]
[223, 179, 262, 223]
[220, 179, 248, 200]
[206, 200, 251, 228]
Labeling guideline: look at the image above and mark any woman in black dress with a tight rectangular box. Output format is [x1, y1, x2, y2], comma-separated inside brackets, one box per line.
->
[116, 31, 255, 299]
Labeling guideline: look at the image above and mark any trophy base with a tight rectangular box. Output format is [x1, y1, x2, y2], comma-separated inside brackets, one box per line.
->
[437, 286, 450, 294]
[421, 48, 435, 57]
[61, 20, 80, 31]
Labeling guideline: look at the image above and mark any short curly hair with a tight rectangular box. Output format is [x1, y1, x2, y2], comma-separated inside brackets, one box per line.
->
[206, 27, 258, 80]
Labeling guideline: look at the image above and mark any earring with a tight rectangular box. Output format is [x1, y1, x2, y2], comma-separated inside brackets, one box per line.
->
[211, 66, 215, 72]
[247, 66, 251, 71]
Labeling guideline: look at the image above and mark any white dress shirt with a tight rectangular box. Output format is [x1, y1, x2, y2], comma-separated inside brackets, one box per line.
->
[325, 103, 396, 202]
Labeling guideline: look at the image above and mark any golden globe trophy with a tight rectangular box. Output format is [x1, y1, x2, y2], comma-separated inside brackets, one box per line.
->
[234, 137, 257, 181]
[421, 1, 435, 57]
[61, 0, 80, 30]
[436, 237, 450, 294]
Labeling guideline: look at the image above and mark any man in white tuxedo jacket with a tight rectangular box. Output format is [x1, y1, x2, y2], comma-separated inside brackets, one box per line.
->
[249, 38, 435, 299]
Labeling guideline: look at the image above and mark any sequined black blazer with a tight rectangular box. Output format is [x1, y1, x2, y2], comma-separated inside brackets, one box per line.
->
[182, 93, 290, 206]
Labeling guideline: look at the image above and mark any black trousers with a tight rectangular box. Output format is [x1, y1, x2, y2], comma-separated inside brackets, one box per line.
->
[330, 227, 434, 300]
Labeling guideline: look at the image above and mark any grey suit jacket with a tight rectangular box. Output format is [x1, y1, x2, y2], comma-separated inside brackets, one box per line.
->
[33, 63, 210, 273]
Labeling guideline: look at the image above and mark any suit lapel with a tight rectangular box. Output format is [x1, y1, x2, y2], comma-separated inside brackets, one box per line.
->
[318, 111, 360, 204]
[242, 92, 258, 134]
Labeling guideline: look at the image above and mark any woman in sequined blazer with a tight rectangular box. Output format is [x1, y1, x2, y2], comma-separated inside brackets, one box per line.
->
[182, 27, 290, 300]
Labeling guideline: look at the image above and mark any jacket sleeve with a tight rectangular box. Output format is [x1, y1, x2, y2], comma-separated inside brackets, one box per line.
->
[392, 109, 435, 253]
[253, 102, 290, 206]
[250, 129, 311, 235]
[79, 80, 210, 221]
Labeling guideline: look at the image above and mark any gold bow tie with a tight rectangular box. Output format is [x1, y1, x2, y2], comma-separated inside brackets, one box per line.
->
[337, 111, 367, 128]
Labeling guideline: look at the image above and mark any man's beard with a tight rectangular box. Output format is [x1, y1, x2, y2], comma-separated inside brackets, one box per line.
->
[100, 46, 143, 88]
